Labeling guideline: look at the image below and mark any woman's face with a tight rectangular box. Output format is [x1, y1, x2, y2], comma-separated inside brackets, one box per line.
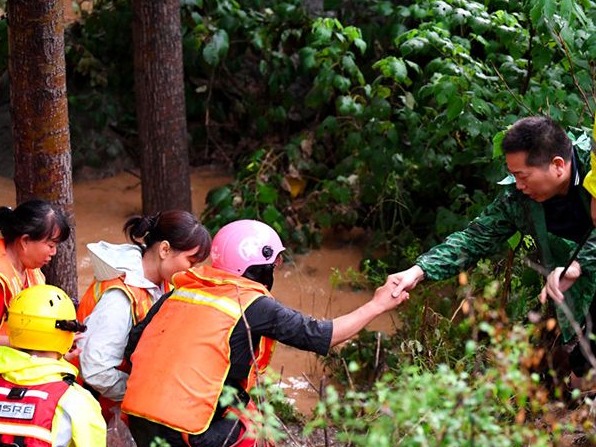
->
[20, 229, 61, 269]
[160, 246, 203, 282]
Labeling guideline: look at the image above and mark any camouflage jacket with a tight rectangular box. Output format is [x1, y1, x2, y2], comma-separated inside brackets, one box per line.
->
[416, 133, 596, 341]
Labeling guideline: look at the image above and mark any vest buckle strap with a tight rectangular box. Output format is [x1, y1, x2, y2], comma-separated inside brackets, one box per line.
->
[7, 388, 27, 400]
[0, 435, 25, 447]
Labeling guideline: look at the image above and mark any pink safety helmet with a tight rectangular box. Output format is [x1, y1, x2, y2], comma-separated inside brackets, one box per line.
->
[211, 219, 286, 275]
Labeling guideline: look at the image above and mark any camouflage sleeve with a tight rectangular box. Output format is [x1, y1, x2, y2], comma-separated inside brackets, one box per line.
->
[576, 127, 596, 278]
[416, 189, 520, 281]
[576, 228, 596, 279]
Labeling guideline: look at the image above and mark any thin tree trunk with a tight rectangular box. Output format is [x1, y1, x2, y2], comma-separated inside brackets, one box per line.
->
[8, 0, 77, 299]
[132, 0, 191, 214]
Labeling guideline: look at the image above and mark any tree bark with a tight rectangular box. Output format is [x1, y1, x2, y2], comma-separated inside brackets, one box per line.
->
[132, 0, 191, 214]
[8, 0, 78, 299]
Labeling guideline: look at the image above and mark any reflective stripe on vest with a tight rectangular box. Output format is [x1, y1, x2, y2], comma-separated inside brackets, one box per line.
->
[0, 377, 70, 446]
[173, 287, 248, 318]
[122, 265, 277, 435]
[0, 422, 52, 444]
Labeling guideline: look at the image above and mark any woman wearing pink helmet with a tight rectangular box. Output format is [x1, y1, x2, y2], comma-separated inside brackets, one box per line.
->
[121, 219, 408, 447]
[209, 219, 286, 290]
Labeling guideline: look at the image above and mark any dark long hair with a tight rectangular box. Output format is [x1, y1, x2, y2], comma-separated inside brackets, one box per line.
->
[0, 199, 71, 245]
[123, 210, 211, 263]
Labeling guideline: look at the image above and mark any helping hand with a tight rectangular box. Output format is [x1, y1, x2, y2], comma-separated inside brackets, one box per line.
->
[539, 261, 581, 304]
[373, 280, 410, 312]
[387, 265, 425, 299]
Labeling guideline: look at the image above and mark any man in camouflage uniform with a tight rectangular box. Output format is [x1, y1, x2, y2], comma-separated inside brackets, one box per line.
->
[541, 117, 596, 304]
[389, 116, 596, 374]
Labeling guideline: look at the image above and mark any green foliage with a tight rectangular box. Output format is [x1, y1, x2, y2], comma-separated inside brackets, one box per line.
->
[325, 245, 547, 390]
[305, 272, 589, 445]
[202, 28, 229, 66]
[329, 258, 389, 290]
[50, 0, 596, 264]
[221, 375, 300, 444]
[149, 438, 171, 447]
[321, 322, 548, 445]
[308, 358, 555, 446]
[201, 143, 362, 250]
[197, 0, 596, 282]
[329, 266, 369, 290]
[324, 329, 402, 387]
[179, 0, 313, 152]
[67, 0, 134, 91]
[324, 276, 470, 385]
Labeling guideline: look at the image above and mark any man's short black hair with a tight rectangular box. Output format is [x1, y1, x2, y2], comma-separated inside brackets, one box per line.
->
[502, 116, 572, 167]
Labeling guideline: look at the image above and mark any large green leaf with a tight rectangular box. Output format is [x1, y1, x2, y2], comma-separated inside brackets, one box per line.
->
[492, 130, 506, 158]
[373, 56, 408, 83]
[202, 29, 229, 66]
[336, 96, 363, 116]
[206, 186, 232, 208]
[446, 97, 463, 121]
[256, 183, 278, 204]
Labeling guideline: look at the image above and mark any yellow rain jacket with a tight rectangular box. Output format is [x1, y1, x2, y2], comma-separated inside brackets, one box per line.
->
[582, 116, 596, 197]
[0, 346, 106, 446]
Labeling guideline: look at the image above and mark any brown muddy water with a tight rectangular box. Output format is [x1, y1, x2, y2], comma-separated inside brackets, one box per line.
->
[0, 167, 398, 415]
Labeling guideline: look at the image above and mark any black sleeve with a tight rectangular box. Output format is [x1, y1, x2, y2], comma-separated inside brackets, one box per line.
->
[124, 290, 174, 363]
[241, 296, 333, 356]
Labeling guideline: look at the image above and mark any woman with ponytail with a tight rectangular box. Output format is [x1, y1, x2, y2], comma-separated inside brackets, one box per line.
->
[76, 210, 211, 420]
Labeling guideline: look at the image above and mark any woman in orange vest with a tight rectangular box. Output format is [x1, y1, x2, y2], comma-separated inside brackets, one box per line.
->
[122, 219, 409, 447]
[76, 210, 211, 421]
[0, 199, 71, 344]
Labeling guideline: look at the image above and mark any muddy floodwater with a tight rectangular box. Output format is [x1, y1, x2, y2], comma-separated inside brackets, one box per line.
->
[0, 168, 398, 415]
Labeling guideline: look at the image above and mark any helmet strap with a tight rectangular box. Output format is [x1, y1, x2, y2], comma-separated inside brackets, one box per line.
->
[242, 264, 275, 291]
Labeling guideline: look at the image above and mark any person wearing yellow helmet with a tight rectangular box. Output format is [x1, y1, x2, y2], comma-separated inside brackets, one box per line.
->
[0, 284, 106, 446]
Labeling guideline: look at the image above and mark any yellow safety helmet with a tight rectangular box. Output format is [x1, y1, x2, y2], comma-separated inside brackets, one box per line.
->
[7, 284, 84, 355]
[583, 115, 596, 197]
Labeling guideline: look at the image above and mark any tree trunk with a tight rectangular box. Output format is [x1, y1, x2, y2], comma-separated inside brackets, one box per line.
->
[132, 0, 191, 214]
[8, 0, 78, 299]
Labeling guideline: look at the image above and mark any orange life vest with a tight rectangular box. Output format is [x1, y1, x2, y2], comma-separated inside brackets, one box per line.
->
[77, 276, 168, 326]
[75, 276, 169, 420]
[0, 238, 45, 331]
[122, 265, 277, 435]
